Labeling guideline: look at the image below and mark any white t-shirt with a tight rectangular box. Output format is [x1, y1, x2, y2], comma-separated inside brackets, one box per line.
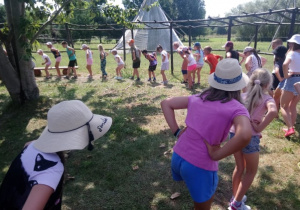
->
[287, 51, 300, 73]
[42, 53, 51, 65]
[187, 53, 197, 66]
[114, 54, 124, 65]
[161, 50, 169, 63]
[246, 54, 261, 77]
[87, 49, 93, 59]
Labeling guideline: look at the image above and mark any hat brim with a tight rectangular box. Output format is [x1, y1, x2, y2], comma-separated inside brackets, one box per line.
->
[287, 38, 300, 45]
[33, 114, 112, 153]
[208, 72, 249, 91]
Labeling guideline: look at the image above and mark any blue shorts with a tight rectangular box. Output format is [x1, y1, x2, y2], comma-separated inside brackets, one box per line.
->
[229, 133, 260, 154]
[171, 152, 218, 203]
[277, 79, 285, 89]
[181, 70, 187, 75]
[282, 76, 300, 95]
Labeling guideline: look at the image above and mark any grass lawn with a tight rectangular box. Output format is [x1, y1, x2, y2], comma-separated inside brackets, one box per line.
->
[0, 38, 300, 209]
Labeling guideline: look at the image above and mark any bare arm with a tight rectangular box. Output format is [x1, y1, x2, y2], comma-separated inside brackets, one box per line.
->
[161, 96, 189, 134]
[283, 58, 291, 79]
[205, 59, 213, 71]
[204, 115, 252, 161]
[23, 184, 54, 210]
[274, 65, 284, 82]
[162, 54, 166, 62]
[245, 56, 252, 72]
[261, 56, 267, 66]
[251, 101, 277, 133]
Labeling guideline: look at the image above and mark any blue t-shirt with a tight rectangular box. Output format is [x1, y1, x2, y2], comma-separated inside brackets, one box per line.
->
[196, 49, 204, 65]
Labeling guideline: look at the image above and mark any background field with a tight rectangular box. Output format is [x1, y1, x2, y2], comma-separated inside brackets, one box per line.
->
[0, 37, 299, 209]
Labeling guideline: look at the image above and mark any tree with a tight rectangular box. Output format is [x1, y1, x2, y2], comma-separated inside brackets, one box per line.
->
[0, 0, 136, 104]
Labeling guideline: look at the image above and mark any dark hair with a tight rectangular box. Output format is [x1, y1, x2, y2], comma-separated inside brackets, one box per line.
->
[199, 87, 242, 103]
[248, 48, 262, 68]
[156, 44, 163, 51]
[204, 46, 212, 53]
[292, 43, 300, 51]
[272, 39, 283, 46]
[142, 49, 148, 54]
[61, 41, 67, 45]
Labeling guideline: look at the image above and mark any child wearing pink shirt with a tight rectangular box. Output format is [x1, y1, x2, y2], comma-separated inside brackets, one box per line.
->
[161, 58, 252, 210]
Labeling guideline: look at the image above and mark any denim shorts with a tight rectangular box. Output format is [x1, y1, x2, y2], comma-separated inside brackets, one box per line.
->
[171, 152, 218, 203]
[229, 133, 260, 154]
[282, 76, 300, 95]
[277, 79, 286, 89]
[181, 69, 187, 75]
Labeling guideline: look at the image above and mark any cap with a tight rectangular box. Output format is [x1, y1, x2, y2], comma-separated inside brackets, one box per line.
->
[81, 44, 88, 49]
[194, 42, 201, 47]
[222, 41, 234, 48]
[243, 46, 253, 53]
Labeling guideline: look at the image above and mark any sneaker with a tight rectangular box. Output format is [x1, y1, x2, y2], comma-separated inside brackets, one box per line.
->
[284, 127, 295, 137]
[230, 195, 247, 204]
[136, 77, 140, 81]
[45, 76, 51, 80]
[88, 75, 93, 79]
[72, 75, 78, 79]
[64, 76, 69, 80]
[114, 76, 118, 79]
[228, 201, 251, 210]
[163, 80, 168, 85]
[130, 76, 134, 80]
[181, 80, 187, 84]
[148, 78, 151, 82]
[153, 77, 156, 81]
[117, 76, 123, 80]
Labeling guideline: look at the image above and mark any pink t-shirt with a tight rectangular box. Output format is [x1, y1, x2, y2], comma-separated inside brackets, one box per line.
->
[173, 94, 249, 171]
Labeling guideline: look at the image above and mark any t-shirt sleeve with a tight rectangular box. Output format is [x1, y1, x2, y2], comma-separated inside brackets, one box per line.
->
[214, 54, 220, 59]
[30, 162, 64, 191]
[286, 51, 293, 60]
[232, 103, 250, 121]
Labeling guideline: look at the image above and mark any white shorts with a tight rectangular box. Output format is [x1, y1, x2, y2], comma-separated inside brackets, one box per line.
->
[161, 62, 169, 71]
[55, 56, 61, 63]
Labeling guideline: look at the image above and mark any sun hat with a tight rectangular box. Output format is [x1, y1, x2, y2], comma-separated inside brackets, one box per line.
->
[34, 100, 112, 153]
[81, 44, 88, 49]
[222, 41, 234, 48]
[272, 45, 288, 59]
[127, 39, 134, 45]
[37, 49, 43, 53]
[287, 34, 300, 45]
[46, 42, 52, 46]
[243, 46, 253, 53]
[194, 42, 201, 47]
[208, 58, 249, 91]
[111, 49, 117, 53]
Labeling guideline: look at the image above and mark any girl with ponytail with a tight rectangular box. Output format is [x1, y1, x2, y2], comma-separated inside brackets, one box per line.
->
[243, 47, 267, 77]
[228, 69, 277, 210]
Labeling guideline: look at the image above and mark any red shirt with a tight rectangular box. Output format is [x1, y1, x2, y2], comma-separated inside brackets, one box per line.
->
[205, 54, 221, 74]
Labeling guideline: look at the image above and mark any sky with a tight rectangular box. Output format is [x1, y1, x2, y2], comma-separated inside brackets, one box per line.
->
[0, 0, 254, 18]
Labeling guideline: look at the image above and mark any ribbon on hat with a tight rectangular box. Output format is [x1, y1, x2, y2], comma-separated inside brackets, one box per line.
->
[48, 115, 95, 151]
[214, 73, 242, 85]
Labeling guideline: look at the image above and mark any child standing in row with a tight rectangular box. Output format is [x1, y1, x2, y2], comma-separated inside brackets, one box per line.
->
[111, 49, 124, 80]
[156, 45, 170, 85]
[81, 44, 93, 79]
[183, 47, 197, 89]
[98, 44, 108, 79]
[142, 50, 157, 82]
[203, 46, 223, 74]
[193, 42, 204, 85]
[46, 42, 62, 78]
[173, 42, 188, 83]
[61, 41, 78, 79]
[37, 49, 51, 79]
[229, 69, 277, 210]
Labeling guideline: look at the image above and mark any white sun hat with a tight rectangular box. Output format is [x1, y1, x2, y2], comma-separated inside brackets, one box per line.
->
[208, 58, 249, 91]
[243, 46, 254, 53]
[287, 34, 300, 45]
[37, 49, 43, 53]
[81, 44, 88, 49]
[34, 100, 112, 153]
[46, 42, 52, 46]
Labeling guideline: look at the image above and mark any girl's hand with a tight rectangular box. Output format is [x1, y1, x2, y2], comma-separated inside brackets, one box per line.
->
[203, 139, 221, 160]
[251, 119, 260, 132]
[177, 127, 187, 138]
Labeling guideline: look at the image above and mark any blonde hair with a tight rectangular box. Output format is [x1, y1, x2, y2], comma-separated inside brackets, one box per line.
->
[98, 44, 104, 52]
[244, 68, 272, 115]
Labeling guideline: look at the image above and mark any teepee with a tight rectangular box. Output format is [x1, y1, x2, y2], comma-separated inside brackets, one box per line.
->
[115, 0, 183, 51]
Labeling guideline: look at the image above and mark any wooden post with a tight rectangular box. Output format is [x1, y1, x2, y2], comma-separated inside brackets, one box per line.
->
[227, 17, 232, 41]
[131, 28, 134, 39]
[170, 22, 174, 74]
[254, 25, 259, 49]
[65, 23, 70, 44]
[123, 26, 126, 62]
[288, 8, 297, 39]
[189, 25, 192, 47]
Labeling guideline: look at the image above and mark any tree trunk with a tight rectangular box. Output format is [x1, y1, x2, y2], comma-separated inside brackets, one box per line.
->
[0, 0, 40, 103]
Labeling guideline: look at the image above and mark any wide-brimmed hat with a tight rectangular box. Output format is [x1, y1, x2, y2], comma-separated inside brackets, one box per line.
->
[287, 34, 300, 45]
[46, 42, 52, 46]
[222, 41, 233, 48]
[272, 45, 288, 59]
[208, 58, 249, 91]
[34, 100, 112, 153]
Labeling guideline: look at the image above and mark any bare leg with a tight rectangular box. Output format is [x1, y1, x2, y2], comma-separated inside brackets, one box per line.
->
[232, 151, 245, 197]
[290, 95, 300, 126]
[152, 71, 156, 78]
[235, 152, 259, 202]
[273, 88, 282, 113]
[148, 70, 151, 79]
[196, 67, 202, 83]
[183, 73, 187, 82]
[86, 65, 93, 77]
[161, 70, 167, 82]
[45, 65, 50, 78]
[187, 71, 193, 88]
[55, 62, 61, 77]
[72, 67, 77, 77]
[280, 90, 295, 129]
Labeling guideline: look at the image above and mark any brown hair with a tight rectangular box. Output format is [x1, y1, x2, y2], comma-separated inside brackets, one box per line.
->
[204, 46, 212, 53]
[199, 87, 242, 103]
[272, 39, 283, 45]
[292, 43, 300, 51]
[61, 41, 67, 45]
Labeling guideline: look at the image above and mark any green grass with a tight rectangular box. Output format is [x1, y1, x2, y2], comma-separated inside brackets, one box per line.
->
[0, 38, 300, 210]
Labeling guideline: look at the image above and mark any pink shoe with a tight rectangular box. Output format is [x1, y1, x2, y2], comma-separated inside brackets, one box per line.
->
[284, 127, 295, 137]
